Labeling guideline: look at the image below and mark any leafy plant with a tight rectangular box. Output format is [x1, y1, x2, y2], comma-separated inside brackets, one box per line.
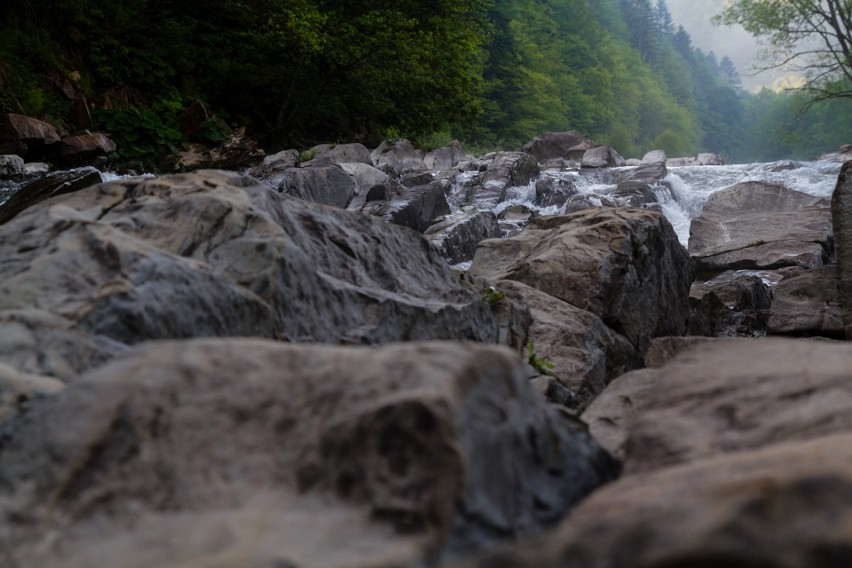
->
[482, 285, 505, 305]
[526, 341, 555, 374]
[295, 148, 317, 166]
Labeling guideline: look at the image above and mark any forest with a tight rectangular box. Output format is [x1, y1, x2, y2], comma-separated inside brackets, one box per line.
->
[1, 0, 849, 167]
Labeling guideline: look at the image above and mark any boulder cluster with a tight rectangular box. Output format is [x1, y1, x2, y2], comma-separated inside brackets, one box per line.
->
[0, 125, 851, 568]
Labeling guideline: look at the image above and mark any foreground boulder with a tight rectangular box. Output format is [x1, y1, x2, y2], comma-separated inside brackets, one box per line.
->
[0, 339, 619, 567]
[833, 160, 852, 338]
[472, 208, 692, 354]
[690, 182, 833, 276]
[0, 170, 497, 381]
[584, 338, 852, 474]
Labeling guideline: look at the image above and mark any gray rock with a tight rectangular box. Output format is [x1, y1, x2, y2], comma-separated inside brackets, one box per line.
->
[374, 181, 451, 233]
[689, 181, 833, 276]
[0, 154, 24, 178]
[689, 270, 773, 336]
[581, 145, 626, 168]
[371, 139, 427, 176]
[641, 149, 667, 164]
[258, 148, 298, 168]
[0, 339, 618, 567]
[301, 143, 372, 166]
[497, 204, 535, 237]
[339, 162, 389, 210]
[832, 161, 852, 338]
[468, 152, 540, 208]
[696, 152, 724, 165]
[257, 162, 358, 208]
[767, 265, 843, 337]
[425, 210, 499, 265]
[424, 140, 472, 170]
[472, 208, 692, 354]
[535, 176, 576, 208]
[522, 131, 596, 162]
[0, 167, 103, 224]
[22, 162, 50, 175]
[0, 170, 498, 382]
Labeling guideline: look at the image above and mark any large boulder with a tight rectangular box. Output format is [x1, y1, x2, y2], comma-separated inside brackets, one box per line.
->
[0, 167, 103, 224]
[581, 145, 626, 168]
[371, 139, 427, 177]
[472, 208, 692, 354]
[498, 280, 641, 409]
[300, 142, 373, 166]
[522, 131, 596, 163]
[688, 270, 773, 336]
[641, 149, 667, 164]
[372, 181, 452, 233]
[689, 182, 833, 276]
[464, 432, 852, 568]
[339, 162, 390, 210]
[424, 140, 473, 170]
[425, 210, 499, 265]
[833, 160, 852, 338]
[593, 338, 852, 474]
[767, 265, 843, 337]
[57, 133, 116, 164]
[0, 339, 619, 567]
[0, 170, 498, 381]
[0, 154, 25, 178]
[257, 162, 358, 208]
[0, 113, 60, 158]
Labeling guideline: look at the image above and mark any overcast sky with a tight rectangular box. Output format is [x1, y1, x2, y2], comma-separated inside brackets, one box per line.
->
[665, 0, 784, 91]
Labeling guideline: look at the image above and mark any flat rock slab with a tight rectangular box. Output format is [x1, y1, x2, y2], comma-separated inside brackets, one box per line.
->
[0, 339, 618, 567]
[689, 181, 832, 274]
[583, 338, 852, 474]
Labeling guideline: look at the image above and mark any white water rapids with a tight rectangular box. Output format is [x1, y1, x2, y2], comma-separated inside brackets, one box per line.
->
[450, 160, 843, 248]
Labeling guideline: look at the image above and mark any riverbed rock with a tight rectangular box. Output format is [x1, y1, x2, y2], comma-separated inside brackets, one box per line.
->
[688, 270, 773, 336]
[373, 181, 451, 233]
[689, 181, 833, 276]
[371, 139, 427, 177]
[522, 131, 596, 163]
[425, 210, 499, 265]
[497, 204, 535, 237]
[472, 208, 692, 354]
[641, 149, 667, 164]
[261, 162, 358, 208]
[0, 113, 60, 158]
[465, 152, 540, 209]
[340, 162, 389, 210]
[0, 339, 618, 567]
[0, 154, 25, 178]
[767, 265, 843, 337]
[582, 145, 626, 168]
[57, 132, 116, 164]
[171, 128, 264, 171]
[832, 160, 852, 338]
[0, 170, 498, 381]
[424, 140, 472, 170]
[301, 143, 373, 167]
[0, 167, 103, 224]
[498, 280, 641, 409]
[534, 176, 576, 208]
[463, 432, 852, 568]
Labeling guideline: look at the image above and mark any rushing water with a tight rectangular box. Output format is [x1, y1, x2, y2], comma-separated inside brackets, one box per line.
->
[446, 160, 844, 246]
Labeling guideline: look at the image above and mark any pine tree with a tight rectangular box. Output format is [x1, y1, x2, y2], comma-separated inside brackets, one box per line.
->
[653, 0, 673, 39]
[719, 56, 742, 90]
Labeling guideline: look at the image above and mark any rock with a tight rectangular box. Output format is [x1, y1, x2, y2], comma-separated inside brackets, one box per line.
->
[471, 152, 540, 208]
[666, 156, 695, 166]
[689, 181, 833, 276]
[0, 113, 60, 158]
[0, 167, 103, 224]
[374, 181, 451, 233]
[0, 154, 25, 178]
[832, 161, 852, 338]
[498, 280, 641, 410]
[171, 128, 264, 170]
[611, 179, 669, 208]
[0, 361, 64, 424]
[301, 143, 373, 167]
[696, 152, 724, 165]
[57, 133, 116, 164]
[688, 270, 773, 336]
[0, 339, 619, 567]
[624, 158, 642, 166]
[0, 170, 499, 381]
[22, 162, 50, 175]
[472, 208, 692, 354]
[767, 265, 843, 337]
[562, 194, 616, 214]
[400, 171, 436, 188]
[818, 145, 852, 162]
[618, 338, 852, 473]
[641, 149, 667, 164]
[260, 162, 358, 208]
[338, 162, 389, 210]
[424, 140, 472, 170]
[522, 131, 596, 162]
[425, 210, 499, 265]
[257, 148, 298, 168]
[371, 139, 427, 176]
[534, 176, 576, 208]
[466, 432, 852, 568]
[497, 204, 535, 237]
[581, 145, 626, 168]
[541, 158, 577, 171]
[643, 335, 728, 368]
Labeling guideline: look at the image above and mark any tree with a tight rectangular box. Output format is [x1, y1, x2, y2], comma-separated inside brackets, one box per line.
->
[653, 0, 674, 39]
[715, 0, 852, 101]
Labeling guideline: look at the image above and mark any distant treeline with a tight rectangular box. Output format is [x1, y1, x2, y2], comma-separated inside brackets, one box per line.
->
[0, 0, 849, 166]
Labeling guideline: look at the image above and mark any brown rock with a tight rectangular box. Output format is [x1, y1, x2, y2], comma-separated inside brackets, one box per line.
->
[0, 339, 618, 567]
[472, 208, 692, 353]
[522, 131, 596, 162]
[57, 132, 116, 164]
[0, 113, 60, 158]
